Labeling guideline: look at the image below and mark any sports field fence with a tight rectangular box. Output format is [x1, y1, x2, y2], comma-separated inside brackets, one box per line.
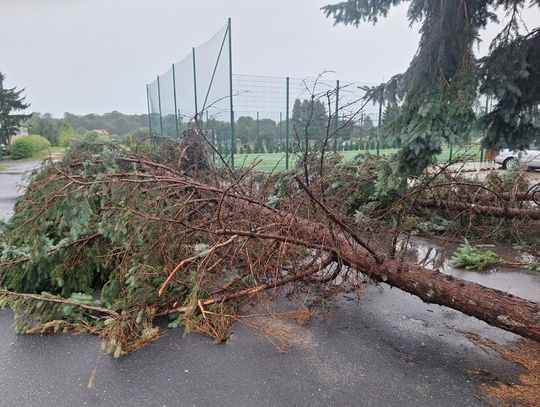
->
[146, 19, 495, 170]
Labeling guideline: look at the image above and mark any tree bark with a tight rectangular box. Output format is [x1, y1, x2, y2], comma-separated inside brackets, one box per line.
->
[224, 199, 540, 343]
[415, 198, 540, 220]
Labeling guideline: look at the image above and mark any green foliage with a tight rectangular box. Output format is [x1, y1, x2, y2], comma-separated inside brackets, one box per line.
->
[63, 111, 149, 138]
[26, 113, 76, 146]
[512, 238, 540, 255]
[292, 98, 329, 148]
[0, 142, 216, 354]
[26, 112, 151, 146]
[58, 128, 81, 147]
[479, 28, 540, 150]
[0, 72, 30, 147]
[0, 291, 101, 334]
[82, 131, 111, 144]
[322, 0, 405, 25]
[235, 116, 281, 152]
[83, 131, 101, 143]
[254, 135, 264, 154]
[323, 0, 540, 179]
[418, 217, 451, 234]
[10, 135, 50, 159]
[523, 262, 540, 272]
[450, 240, 502, 271]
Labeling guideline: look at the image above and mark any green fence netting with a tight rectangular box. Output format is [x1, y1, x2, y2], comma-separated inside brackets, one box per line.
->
[147, 19, 487, 170]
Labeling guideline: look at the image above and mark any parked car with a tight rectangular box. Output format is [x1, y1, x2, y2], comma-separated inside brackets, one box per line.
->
[495, 142, 540, 169]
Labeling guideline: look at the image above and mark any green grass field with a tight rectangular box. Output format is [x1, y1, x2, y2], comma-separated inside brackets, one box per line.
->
[234, 145, 482, 172]
[33, 146, 66, 160]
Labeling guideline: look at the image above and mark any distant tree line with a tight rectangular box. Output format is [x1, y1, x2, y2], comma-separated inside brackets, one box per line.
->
[20, 103, 402, 153]
[188, 98, 395, 155]
[25, 112, 150, 147]
[63, 111, 149, 136]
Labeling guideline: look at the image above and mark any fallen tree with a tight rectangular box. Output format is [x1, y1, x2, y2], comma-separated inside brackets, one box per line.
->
[158, 175, 540, 343]
[0, 139, 538, 356]
[414, 198, 540, 220]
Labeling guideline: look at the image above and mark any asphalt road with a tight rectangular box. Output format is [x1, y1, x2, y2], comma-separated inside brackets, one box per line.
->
[0, 287, 522, 407]
[0, 160, 530, 407]
[0, 160, 40, 221]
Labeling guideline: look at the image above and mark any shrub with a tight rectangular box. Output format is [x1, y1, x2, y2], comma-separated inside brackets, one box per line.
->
[10, 135, 51, 159]
[82, 131, 110, 144]
[83, 131, 100, 143]
[58, 129, 81, 147]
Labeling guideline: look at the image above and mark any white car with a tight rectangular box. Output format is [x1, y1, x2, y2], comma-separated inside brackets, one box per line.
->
[495, 142, 540, 169]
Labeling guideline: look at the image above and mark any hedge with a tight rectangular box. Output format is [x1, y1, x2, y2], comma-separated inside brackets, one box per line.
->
[10, 135, 51, 160]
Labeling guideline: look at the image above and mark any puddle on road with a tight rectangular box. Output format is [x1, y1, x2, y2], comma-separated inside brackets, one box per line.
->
[406, 236, 540, 302]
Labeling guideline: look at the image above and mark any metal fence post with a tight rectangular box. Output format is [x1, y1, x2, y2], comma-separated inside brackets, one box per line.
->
[279, 112, 283, 151]
[192, 47, 199, 118]
[228, 17, 235, 169]
[257, 111, 260, 139]
[334, 80, 339, 153]
[377, 95, 382, 157]
[172, 63, 179, 138]
[146, 84, 153, 137]
[342, 113, 345, 151]
[212, 128, 216, 165]
[157, 75, 163, 136]
[205, 110, 209, 142]
[285, 76, 290, 170]
[359, 112, 364, 150]
[480, 96, 489, 163]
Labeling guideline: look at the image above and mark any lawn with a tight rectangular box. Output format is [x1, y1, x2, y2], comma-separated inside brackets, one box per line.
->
[235, 145, 483, 172]
[0, 146, 66, 165]
[34, 146, 66, 160]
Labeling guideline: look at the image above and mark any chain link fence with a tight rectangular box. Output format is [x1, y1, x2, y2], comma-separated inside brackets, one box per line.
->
[146, 20, 491, 170]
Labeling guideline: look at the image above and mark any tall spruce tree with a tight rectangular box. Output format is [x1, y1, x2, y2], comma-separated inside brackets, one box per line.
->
[323, 0, 540, 176]
[0, 72, 30, 147]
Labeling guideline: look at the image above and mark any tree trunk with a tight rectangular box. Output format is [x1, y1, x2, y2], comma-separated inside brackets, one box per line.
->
[415, 198, 540, 220]
[225, 199, 540, 343]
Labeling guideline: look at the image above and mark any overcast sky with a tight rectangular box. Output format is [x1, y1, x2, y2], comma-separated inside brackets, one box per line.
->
[1, 0, 538, 117]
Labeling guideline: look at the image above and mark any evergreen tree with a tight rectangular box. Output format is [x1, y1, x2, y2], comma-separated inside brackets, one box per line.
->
[323, 0, 540, 176]
[381, 104, 401, 147]
[236, 116, 257, 145]
[26, 113, 75, 146]
[292, 98, 329, 147]
[0, 72, 30, 147]
[254, 135, 264, 154]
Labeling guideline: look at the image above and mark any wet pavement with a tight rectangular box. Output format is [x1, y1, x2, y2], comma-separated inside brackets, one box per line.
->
[0, 160, 40, 221]
[0, 161, 538, 407]
[447, 161, 540, 184]
[410, 236, 540, 303]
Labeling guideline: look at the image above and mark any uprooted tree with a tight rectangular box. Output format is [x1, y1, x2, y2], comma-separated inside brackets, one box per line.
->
[0, 129, 538, 357]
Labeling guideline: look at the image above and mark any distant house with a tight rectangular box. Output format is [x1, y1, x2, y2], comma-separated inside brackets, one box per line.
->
[91, 129, 111, 139]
